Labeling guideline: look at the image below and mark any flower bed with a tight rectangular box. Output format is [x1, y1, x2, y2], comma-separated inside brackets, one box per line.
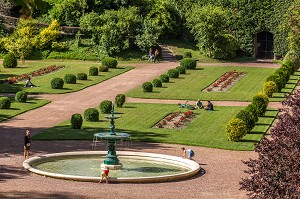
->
[1, 65, 65, 84]
[204, 70, 245, 92]
[154, 110, 196, 129]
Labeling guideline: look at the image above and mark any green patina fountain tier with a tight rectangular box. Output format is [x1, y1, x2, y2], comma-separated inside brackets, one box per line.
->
[94, 102, 130, 169]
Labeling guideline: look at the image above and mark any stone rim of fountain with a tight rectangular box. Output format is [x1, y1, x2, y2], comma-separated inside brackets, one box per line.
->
[23, 151, 201, 183]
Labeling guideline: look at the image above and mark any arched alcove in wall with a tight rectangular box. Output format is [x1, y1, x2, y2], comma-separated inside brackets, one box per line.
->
[255, 31, 274, 59]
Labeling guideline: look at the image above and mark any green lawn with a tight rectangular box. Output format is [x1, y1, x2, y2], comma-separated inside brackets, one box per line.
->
[0, 98, 50, 122]
[33, 103, 277, 151]
[0, 60, 133, 94]
[126, 66, 277, 101]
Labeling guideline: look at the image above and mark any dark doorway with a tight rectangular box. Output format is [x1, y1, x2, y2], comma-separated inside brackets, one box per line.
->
[255, 31, 274, 59]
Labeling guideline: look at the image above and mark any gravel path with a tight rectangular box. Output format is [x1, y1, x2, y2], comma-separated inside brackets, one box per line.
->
[0, 60, 282, 198]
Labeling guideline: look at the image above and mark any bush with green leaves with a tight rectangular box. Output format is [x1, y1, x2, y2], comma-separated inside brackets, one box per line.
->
[159, 74, 169, 83]
[77, 73, 87, 80]
[142, 82, 153, 92]
[167, 69, 179, 78]
[281, 63, 295, 76]
[226, 118, 247, 142]
[84, 108, 99, 122]
[102, 57, 118, 68]
[263, 81, 278, 97]
[245, 104, 259, 123]
[180, 58, 197, 69]
[266, 74, 283, 92]
[236, 110, 255, 132]
[99, 66, 109, 72]
[15, 91, 27, 102]
[64, 74, 77, 84]
[115, 94, 126, 108]
[71, 113, 83, 129]
[0, 97, 11, 109]
[176, 66, 186, 74]
[252, 93, 269, 116]
[99, 100, 112, 114]
[274, 68, 289, 85]
[183, 52, 192, 58]
[51, 78, 64, 89]
[3, 52, 17, 68]
[152, 79, 162, 87]
[89, 67, 99, 76]
[283, 50, 300, 69]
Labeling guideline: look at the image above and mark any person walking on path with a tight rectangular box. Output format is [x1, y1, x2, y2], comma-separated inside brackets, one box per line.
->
[148, 48, 154, 62]
[24, 130, 31, 159]
[99, 166, 110, 183]
[181, 147, 195, 160]
[154, 49, 160, 63]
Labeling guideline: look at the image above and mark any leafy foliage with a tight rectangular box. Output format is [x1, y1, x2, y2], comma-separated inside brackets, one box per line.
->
[283, 50, 300, 70]
[15, 91, 27, 102]
[83, 108, 99, 122]
[0, 97, 11, 109]
[226, 118, 247, 142]
[64, 74, 76, 84]
[99, 100, 112, 114]
[99, 66, 109, 72]
[77, 73, 87, 80]
[176, 66, 186, 74]
[167, 69, 179, 78]
[51, 77, 64, 89]
[180, 58, 196, 69]
[245, 104, 259, 123]
[152, 78, 162, 87]
[89, 66, 98, 76]
[159, 74, 169, 83]
[34, 20, 61, 50]
[252, 93, 269, 116]
[71, 113, 83, 129]
[101, 57, 118, 68]
[142, 82, 153, 92]
[263, 81, 278, 97]
[3, 52, 17, 68]
[236, 110, 255, 132]
[115, 94, 126, 108]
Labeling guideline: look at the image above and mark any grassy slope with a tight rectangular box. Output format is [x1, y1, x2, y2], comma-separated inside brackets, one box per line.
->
[33, 103, 277, 151]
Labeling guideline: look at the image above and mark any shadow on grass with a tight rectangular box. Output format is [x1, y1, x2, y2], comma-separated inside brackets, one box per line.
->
[0, 83, 24, 93]
[240, 139, 259, 143]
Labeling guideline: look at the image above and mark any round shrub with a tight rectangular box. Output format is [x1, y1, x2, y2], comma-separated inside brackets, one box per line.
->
[236, 110, 255, 132]
[99, 66, 109, 72]
[159, 74, 169, 83]
[115, 94, 126, 108]
[3, 52, 17, 68]
[167, 69, 179, 78]
[142, 82, 153, 92]
[176, 66, 186, 74]
[183, 52, 192, 58]
[152, 79, 162, 87]
[0, 97, 11, 109]
[282, 62, 295, 75]
[15, 91, 27, 103]
[266, 74, 283, 92]
[99, 100, 112, 114]
[180, 58, 197, 69]
[245, 104, 259, 123]
[51, 77, 64, 89]
[252, 93, 269, 116]
[89, 67, 98, 76]
[226, 118, 247, 142]
[263, 81, 278, 97]
[71, 113, 83, 129]
[283, 50, 300, 70]
[275, 68, 288, 86]
[84, 108, 99, 122]
[102, 57, 118, 68]
[64, 74, 77, 84]
[77, 73, 87, 80]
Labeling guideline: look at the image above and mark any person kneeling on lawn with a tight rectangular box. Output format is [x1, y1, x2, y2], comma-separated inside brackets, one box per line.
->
[205, 101, 214, 111]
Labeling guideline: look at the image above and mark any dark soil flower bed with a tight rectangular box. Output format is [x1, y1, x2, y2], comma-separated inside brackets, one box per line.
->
[154, 110, 196, 129]
[204, 70, 245, 92]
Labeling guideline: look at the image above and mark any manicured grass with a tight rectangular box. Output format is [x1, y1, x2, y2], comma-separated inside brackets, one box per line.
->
[33, 103, 277, 151]
[0, 98, 50, 122]
[0, 60, 133, 94]
[126, 66, 277, 101]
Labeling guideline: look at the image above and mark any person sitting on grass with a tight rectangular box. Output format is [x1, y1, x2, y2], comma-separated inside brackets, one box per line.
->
[195, 99, 203, 109]
[205, 101, 214, 111]
[24, 77, 37, 88]
[181, 147, 195, 160]
[99, 166, 110, 183]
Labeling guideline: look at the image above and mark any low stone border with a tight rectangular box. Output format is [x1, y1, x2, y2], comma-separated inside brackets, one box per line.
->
[23, 151, 201, 183]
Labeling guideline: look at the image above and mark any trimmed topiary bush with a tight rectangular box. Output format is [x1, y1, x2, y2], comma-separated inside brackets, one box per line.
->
[159, 74, 169, 83]
[71, 113, 83, 129]
[282, 62, 295, 75]
[245, 104, 259, 123]
[236, 110, 255, 132]
[226, 118, 247, 142]
[180, 58, 197, 69]
[89, 67, 99, 76]
[115, 94, 126, 108]
[0, 97, 11, 109]
[142, 82, 153, 92]
[99, 100, 112, 114]
[102, 57, 118, 68]
[51, 77, 64, 89]
[176, 66, 186, 74]
[275, 68, 289, 86]
[283, 50, 300, 70]
[84, 108, 99, 122]
[252, 93, 269, 116]
[183, 52, 192, 58]
[266, 74, 283, 92]
[99, 66, 109, 72]
[167, 69, 179, 78]
[15, 91, 27, 102]
[3, 52, 17, 68]
[152, 79, 162, 87]
[77, 73, 87, 80]
[64, 74, 77, 84]
[263, 81, 278, 97]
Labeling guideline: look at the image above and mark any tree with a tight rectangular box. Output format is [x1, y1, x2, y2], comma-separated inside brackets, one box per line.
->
[240, 90, 300, 198]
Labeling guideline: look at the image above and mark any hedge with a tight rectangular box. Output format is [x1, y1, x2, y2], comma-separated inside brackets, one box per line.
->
[102, 57, 118, 68]
[71, 114, 83, 129]
[180, 58, 197, 69]
[15, 91, 27, 102]
[263, 81, 278, 97]
[226, 118, 247, 142]
[51, 78, 64, 89]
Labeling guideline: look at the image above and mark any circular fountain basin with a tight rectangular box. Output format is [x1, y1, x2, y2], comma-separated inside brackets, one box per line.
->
[23, 151, 200, 183]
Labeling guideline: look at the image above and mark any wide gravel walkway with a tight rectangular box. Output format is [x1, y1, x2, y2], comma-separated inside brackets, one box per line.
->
[0, 61, 280, 198]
